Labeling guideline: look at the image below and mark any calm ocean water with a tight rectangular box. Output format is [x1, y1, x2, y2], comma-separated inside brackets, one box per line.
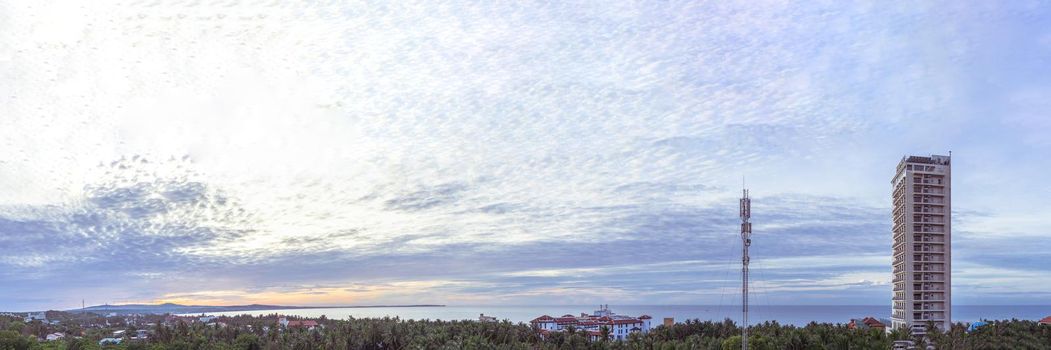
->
[199, 305, 1050, 326]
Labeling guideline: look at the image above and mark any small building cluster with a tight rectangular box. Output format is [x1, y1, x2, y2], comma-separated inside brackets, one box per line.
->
[847, 317, 887, 331]
[98, 327, 152, 345]
[530, 305, 652, 341]
[24, 312, 47, 323]
[1, 311, 62, 325]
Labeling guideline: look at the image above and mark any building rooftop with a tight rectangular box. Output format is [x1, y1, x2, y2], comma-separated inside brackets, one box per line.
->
[531, 315, 554, 322]
[901, 154, 951, 165]
[285, 320, 319, 327]
[530, 308, 649, 327]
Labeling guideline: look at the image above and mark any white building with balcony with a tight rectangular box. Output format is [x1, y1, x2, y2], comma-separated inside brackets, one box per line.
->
[891, 154, 951, 333]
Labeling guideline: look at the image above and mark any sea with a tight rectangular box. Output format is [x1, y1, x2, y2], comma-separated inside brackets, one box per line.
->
[195, 305, 1051, 326]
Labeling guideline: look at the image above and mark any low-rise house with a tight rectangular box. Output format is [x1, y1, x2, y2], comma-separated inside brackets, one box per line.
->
[45, 333, 65, 341]
[279, 317, 320, 331]
[1040, 316, 1051, 325]
[132, 329, 150, 340]
[479, 314, 498, 322]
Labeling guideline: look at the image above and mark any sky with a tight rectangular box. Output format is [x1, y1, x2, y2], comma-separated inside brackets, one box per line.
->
[1, 1, 1050, 312]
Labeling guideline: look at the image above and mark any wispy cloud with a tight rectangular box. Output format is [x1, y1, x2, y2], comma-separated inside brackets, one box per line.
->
[1, 1, 1050, 310]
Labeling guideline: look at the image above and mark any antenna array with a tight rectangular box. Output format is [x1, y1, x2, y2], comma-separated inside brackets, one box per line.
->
[739, 189, 752, 350]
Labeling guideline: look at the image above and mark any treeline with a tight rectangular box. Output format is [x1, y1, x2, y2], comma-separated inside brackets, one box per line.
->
[1, 316, 1049, 349]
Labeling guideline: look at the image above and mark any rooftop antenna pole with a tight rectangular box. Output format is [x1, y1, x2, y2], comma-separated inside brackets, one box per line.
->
[740, 185, 752, 350]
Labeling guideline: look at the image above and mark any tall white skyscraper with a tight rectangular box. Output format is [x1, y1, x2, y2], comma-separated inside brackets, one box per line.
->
[892, 154, 952, 333]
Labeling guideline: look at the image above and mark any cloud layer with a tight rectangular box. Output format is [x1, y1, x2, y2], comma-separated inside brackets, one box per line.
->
[1, 1, 1050, 311]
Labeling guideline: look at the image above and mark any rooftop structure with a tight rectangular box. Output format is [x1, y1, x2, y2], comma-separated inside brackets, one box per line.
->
[891, 154, 952, 334]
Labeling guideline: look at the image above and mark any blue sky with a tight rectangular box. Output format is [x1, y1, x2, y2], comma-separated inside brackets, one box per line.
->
[1, 1, 1050, 311]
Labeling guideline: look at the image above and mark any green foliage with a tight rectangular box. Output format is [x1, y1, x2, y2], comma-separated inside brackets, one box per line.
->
[8, 314, 1051, 350]
[720, 335, 773, 350]
[233, 333, 261, 350]
[0, 330, 33, 350]
[5, 322, 25, 334]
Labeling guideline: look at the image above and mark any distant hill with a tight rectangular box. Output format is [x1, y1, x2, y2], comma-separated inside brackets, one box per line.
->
[68, 303, 445, 315]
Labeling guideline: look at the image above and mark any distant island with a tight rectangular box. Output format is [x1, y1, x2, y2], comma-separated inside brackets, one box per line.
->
[66, 303, 445, 315]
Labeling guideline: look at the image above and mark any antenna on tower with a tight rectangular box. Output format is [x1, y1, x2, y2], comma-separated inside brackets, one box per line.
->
[739, 186, 752, 350]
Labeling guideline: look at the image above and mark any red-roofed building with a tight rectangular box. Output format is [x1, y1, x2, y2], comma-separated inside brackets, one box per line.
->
[1040, 316, 1051, 325]
[530, 315, 557, 331]
[529, 306, 652, 341]
[279, 317, 321, 331]
[531, 315, 554, 322]
[848, 317, 887, 330]
[863, 317, 886, 330]
[555, 317, 578, 325]
[287, 320, 319, 328]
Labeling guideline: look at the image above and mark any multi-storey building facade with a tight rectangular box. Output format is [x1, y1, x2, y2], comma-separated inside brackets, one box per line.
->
[892, 154, 951, 333]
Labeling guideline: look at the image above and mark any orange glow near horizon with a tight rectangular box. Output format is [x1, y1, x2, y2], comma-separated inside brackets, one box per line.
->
[133, 280, 469, 306]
